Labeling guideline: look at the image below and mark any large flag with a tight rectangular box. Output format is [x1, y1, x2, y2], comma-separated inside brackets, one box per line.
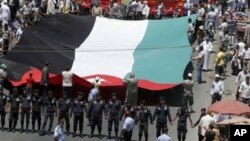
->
[0, 14, 193, 90]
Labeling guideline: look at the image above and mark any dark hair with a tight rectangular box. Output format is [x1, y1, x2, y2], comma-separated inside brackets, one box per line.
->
[188, 18, 192, 23]
[201, 108, 206, 111]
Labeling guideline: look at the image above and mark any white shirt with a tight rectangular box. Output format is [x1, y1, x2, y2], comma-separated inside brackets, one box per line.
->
[136, 1, 143, 12]
[197, 8, 205, 21]
[142, 5, 150, 18]
[239, 81, 250, 99]
[210, 80, 224, 95]
[122, 117, 135, 131]
[54, 125, 64, 141]
[236, 71, 248, 86]
[20, 4, 29, 15]
[238, 42, 246, 56]
[206, 11, 216, 22]
[201, 41, 213, 52]
[199, 114, 215, 136]
[243, 48, 250, 59]
[187, 23, 194, 36]
[157, 134, 172, 141]
[0, 4, 10, 18]
[62, 70, 73, 87]
[0, 68, 7, 80]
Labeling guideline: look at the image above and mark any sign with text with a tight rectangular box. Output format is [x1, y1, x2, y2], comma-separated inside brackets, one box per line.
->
[230, 125, 250, 141]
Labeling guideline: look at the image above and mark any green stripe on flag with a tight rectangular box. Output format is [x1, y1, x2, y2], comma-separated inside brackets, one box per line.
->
[131, 15, 196, 83]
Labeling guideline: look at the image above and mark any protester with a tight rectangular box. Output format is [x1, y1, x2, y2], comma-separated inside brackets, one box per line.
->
[210, 74, 224, 104]
[157, 125, 172, 141]
[54, 118, 65, 141]
[124, 72, 138, 106]
[183, 73, 195, 113]
[120, 111, 135, 141]
[62, 66, 73, 98]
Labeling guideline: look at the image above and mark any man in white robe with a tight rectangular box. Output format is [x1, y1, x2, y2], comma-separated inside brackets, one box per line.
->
[199, 38, 213, 71]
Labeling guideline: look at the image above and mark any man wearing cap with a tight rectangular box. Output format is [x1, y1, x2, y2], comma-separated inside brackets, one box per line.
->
[88, 95, 105, 138]
[197, 25, 205, 45]
[183, 73, 195, 113]
[199, 38, 213, 71]
[124, 72, 138, 106]
[40, 90, 57, 136]
[7, 88, 20, 132]
[136, 100, 153, 141]
[58, 94, 71, 136]
[238, 75, 250, 105]
[105, 92, 122, 139]
[210, 74, 224, 104]
[153, 97, 173, 138]
[70, 92, 87, 137]
[20, 88, 31, 133]
[172, 104, 193, 141]
[0, 87, 7, 131]
[62, 66, 73, 98]
[31, 89, 43, 133]
[40, 62, 49, 98]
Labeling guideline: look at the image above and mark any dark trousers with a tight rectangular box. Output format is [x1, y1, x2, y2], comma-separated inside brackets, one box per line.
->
[9, 112, 18, 130]
[236, 86, 240, 100]
[156, 122, 167, 137]
[0, 110, 6, 127]
[41, 85, 48, 98]
[21, 109, 30, 129]
[124, 130, 133, 141]
[108, 117, 119, 136]
[3, 39, 9, 55]
[211, 93, 222, 104]
[139, 122, 148, 141]
[177, 126, 187, 141]
[42, 113, 54, 132]
[59, 113, 70, 132]
[198, 133, 204, 141]
[32, 111, 41, 130]
[73, 115, 83, 133]
[90, 116, 102, 134]
[62, 86, 72, 98]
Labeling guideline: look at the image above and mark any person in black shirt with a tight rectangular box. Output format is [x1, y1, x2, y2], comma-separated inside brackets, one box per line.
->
[31, 89, 43, 133]
[0, 87, 7, 131]
[58, 94, 71, 136]
[136, 100, 153, 141]
[172, 104, 193, 141]
[153, 96, 173, 138]
[204, 123, 216, 141]
[20, 88, 31, 133]
[70, 92, 87, 138]
[105, 92, 121, 140]
[7, 88, 20, 132]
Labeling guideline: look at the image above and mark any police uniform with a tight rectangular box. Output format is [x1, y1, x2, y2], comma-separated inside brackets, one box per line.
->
[71, 98, 86, 137]
[153, 105, 172, 138]
[8, 94, 20, 132]
[0, 92, 7, 130]
[176, 108, 190, 141]
[41, 96, 56, 135]
[31, 94, 43, 132]
[137, 107, 153, 141]
[88, 99, 105, 137]
[20, 94, 31, 132]
[58, 97, 71, 134]
[106, 98, 121, 139]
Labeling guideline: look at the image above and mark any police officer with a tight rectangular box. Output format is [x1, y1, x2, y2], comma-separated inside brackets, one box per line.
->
[120, 102, 137, 121]
[105, 92, 121, 140]
[172, 104, 193, 141]
[20, 88, 31, 133]
[31, 89, 43, 133]
[70, 92, 87, 138]
[88, 94, 105, 139]
[153, 97, 173, 138]
[7, 88, 20, 132]
[58, 94, 71, 136]
[136, 100, 153, 141]
[0, 87, 7, 131]
[40, 90, 57, 136]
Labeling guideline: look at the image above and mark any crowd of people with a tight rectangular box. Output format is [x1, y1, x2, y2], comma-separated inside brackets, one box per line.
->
[0, 0, 250, 141]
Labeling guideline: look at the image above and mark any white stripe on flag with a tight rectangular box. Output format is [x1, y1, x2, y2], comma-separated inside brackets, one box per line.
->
[71, 17, 148, 78]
